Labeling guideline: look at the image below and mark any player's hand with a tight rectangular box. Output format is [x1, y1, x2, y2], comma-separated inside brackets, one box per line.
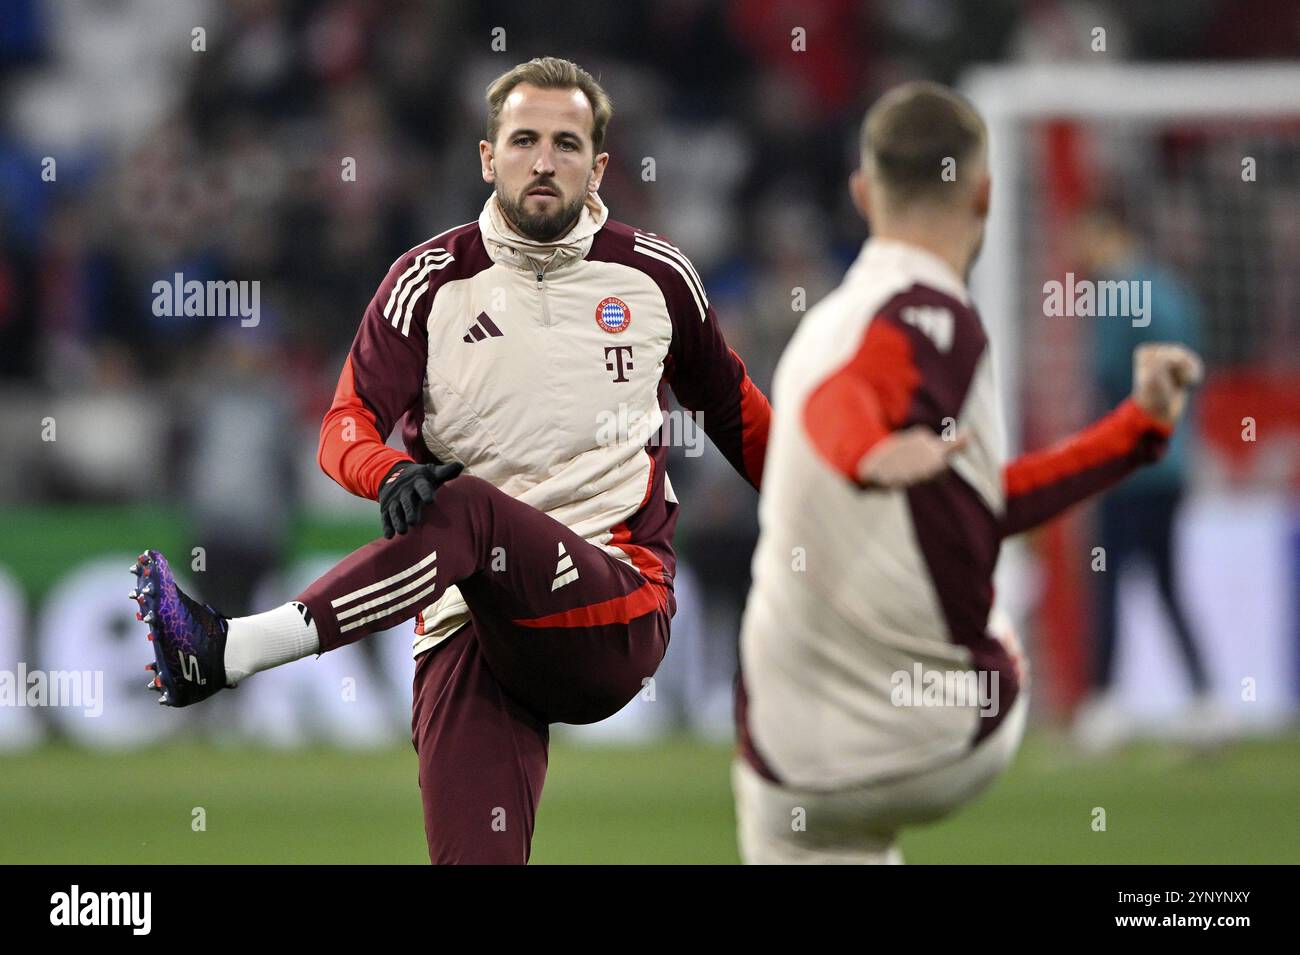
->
[857, 425, 968, 489]
[1131, 343, 1203, 426]
[379, 461, 464, 538]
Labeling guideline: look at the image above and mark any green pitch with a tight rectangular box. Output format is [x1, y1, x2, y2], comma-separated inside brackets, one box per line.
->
[2, 733, 1296, 864]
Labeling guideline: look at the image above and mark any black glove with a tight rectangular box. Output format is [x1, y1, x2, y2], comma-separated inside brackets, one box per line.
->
[379, 461, 464, 538]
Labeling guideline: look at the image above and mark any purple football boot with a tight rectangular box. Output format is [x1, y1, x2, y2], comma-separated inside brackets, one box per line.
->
[130, 550, 231, 706]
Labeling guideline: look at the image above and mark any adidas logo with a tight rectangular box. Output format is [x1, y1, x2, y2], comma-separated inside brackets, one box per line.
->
[463, 312, 504, 343]
[551, 542, 579, 591]
[291, 601, 313, 628]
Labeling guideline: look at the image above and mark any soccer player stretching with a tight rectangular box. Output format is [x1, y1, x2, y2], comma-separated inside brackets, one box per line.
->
[131, 58, 770, 864]
[732, 82, 1201, 864]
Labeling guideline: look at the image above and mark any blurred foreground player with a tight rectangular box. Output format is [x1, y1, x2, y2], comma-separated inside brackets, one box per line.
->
[131, 57, 770, 864]
[732, 82, 1202, 864]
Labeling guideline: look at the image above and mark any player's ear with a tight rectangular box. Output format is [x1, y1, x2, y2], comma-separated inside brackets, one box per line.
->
[479, 141, 496, 184]
[849, 168, 871, 222]
[588, 151, 609, 192]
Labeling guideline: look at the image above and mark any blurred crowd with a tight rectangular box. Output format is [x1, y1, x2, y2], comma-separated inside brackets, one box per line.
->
[0, 2, 1296, 717]
[3, 0, 1293, 482]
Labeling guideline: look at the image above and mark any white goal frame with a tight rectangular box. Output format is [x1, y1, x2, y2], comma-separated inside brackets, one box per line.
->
[959, 62, 1300, 453]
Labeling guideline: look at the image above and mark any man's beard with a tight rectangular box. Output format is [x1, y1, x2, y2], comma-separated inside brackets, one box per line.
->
[496, 182, 587, 242]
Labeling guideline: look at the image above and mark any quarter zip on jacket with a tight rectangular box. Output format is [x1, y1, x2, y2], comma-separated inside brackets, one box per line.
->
[535, 268, 554, 327]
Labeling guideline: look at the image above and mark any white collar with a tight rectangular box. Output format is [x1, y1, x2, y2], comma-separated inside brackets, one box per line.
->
[478, 191, 609, 275]
[851, 236, 972, 305]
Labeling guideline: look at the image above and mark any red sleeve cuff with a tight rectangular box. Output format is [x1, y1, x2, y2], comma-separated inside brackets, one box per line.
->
[1118, 396, 1175, 439]
[734, 354, 772, 490]
[1005, 397, 1173, 498]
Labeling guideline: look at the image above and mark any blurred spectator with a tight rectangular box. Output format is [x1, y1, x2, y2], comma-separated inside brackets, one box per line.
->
[182, 329, 297, 615]
[1069, 202, 1218, 751]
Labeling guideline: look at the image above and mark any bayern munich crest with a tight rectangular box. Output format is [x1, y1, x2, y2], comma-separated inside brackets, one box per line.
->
[595, 296, 631, 333]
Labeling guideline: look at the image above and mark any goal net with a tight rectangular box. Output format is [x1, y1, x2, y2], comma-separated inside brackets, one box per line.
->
[962, 63, 1300, 721]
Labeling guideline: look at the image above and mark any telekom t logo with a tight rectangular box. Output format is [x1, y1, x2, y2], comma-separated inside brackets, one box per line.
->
[604, 346, 634, 383]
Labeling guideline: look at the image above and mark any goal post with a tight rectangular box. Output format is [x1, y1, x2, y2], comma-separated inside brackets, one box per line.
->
[959, 63, 1300, 719]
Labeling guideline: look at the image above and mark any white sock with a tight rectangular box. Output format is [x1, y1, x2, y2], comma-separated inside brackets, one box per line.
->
[224, 602, 320, 686]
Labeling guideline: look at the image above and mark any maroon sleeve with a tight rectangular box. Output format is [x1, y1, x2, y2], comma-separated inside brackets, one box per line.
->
[318, 248, 438, 499]
[319, 226, 491, 499]
[666, 303, 770, 491]
[645, 236, 770, 490]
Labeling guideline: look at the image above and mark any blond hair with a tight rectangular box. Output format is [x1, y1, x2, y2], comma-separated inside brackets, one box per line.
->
[486, 57, 613, 153]
[861, 81, 986, 205]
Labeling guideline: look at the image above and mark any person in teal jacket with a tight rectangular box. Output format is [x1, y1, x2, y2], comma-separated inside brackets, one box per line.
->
[1071, 204, 1212, 750]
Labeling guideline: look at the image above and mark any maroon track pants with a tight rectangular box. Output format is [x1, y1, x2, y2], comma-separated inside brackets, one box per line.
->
[295, 474, 673, 864]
